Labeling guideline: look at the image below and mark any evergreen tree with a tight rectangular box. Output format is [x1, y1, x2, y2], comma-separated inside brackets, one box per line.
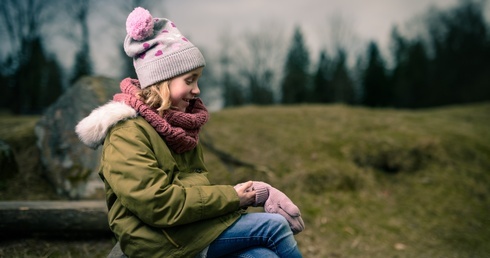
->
[312, 50, 332, 103]
[248, 70, 274, 105]
[408, 41, 431, 108]
[120, 47, 138, 79]
[281, 26, 310, 104]
[219, 46, 245, 107]
[0, 58, 14, 111]
[331, 49, 355, 104]
[222, 72, 246, 107]
[71, 47, 93, 85]
[389, 28, 411, 107]
[428, 0, 490, 106]
[390, 28, 430, 108]
[15, 38, 63, 113]
[41, 58, 64, 108]
[17, 38, 43, 113]
[0, 0, 56, 113]
[362, 42, 390, 107]
[389, 1, 490, 108]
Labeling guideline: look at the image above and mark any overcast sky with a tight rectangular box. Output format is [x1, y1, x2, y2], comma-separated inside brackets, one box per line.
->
[165, 0, 469, 55]
[91, 0, 487, 77]
[165, 0, 458, 50]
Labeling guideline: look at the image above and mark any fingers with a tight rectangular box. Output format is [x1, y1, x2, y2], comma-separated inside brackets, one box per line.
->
[276, 208, 305, 234]
[240, 181, 254, 192]
[239, 192, 255, 207]
[263, 189, 305, 234]
[235, 181, 255, 207]
[279, 202, 301, 217]
[266, 187, 301, 216]
[291, 215, 305, 234]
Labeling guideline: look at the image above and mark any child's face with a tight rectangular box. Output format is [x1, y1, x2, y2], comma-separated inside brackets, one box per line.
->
[169, 67, 204, 112]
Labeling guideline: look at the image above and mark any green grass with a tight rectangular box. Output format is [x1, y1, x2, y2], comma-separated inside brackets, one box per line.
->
[0, 115, 62, 200]
[0, 115, 39, 150]
[1, 103, 489, 257]
[0, 238, 115, 258]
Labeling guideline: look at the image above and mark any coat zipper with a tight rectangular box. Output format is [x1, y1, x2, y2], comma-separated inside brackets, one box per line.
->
[162, 229, 180, 248]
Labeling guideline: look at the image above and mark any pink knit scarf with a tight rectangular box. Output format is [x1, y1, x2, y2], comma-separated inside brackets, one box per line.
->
[113, 78, 209, 153]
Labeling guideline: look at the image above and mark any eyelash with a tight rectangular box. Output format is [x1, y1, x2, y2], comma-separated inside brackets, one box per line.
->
[186, 77, 197, 84]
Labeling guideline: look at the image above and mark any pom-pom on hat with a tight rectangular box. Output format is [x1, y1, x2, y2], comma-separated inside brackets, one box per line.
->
[124, 7, 205, 89]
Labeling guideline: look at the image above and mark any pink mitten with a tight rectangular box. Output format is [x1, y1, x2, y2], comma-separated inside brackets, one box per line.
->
[252, 182, 305, 234]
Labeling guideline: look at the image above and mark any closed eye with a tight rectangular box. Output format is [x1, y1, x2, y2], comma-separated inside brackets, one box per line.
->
[186, 75, 199, 85]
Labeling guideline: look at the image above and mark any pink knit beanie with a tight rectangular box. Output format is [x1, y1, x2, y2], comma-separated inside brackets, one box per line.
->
[124, 7, 206, 89]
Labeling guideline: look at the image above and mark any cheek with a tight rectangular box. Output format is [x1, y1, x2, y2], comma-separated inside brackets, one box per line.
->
[169, 82, 190, 103]
[169, 87, 186, 104]
[169, 91, 180, 103]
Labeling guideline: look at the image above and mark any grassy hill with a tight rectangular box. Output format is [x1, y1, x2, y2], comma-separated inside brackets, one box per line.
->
[202, 103, 490, 257]
[1, 103, 489, 257]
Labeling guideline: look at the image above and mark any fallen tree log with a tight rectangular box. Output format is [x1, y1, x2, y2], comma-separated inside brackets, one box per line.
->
[0, 201, 111, 237]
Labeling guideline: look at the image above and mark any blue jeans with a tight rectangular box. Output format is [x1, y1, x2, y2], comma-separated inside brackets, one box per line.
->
[205, 213, 303, 258]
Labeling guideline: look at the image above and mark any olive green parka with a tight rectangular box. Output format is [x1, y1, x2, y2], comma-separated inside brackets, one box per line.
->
[76, 101, 242, 257]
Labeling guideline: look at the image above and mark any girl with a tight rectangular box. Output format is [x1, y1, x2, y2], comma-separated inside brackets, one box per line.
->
[76, 7, 303, 258]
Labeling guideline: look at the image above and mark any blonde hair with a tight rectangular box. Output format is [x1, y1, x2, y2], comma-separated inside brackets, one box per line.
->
[136, 80, 172, 116]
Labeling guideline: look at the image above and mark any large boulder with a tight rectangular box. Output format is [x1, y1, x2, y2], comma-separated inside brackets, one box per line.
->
[35, 76, 120, 199]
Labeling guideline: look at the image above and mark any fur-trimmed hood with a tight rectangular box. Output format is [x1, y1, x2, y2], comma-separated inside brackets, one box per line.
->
[75, 101, 137, 149]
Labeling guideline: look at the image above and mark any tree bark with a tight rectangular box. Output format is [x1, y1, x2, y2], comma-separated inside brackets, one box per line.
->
[0, 201, 111, 237]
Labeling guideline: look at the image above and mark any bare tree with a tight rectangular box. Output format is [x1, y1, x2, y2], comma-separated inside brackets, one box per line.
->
[0, 0, 51, 73]
[317, 14, 361, 104]
[218, 28, 246, 107]
[233, 22, 286, 104]
[0, 0, 63, 113]
[321, 13, 365, 67]
[89, 0, 161, 79]
[68, 0, 93, 84]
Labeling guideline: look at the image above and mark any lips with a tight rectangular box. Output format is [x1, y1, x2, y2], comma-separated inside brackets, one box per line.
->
[183, 97, 197, 103]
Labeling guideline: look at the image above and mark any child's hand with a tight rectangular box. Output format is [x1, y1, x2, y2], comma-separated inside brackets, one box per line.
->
[265, 187, 305, 234]
[250, 181, 305, 234]
[234, 181, 256, 208]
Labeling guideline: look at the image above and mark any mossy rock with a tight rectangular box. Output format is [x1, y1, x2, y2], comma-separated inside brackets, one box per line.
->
[35, 76, 120, 199]
[0, 140, 18, 180]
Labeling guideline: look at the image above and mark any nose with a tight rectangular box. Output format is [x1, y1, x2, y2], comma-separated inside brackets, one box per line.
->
[191, 84, 200, 96]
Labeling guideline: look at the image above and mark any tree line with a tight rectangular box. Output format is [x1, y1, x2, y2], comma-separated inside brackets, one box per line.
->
[1, 0, 488, 114]
[221, 0, 490, 108]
